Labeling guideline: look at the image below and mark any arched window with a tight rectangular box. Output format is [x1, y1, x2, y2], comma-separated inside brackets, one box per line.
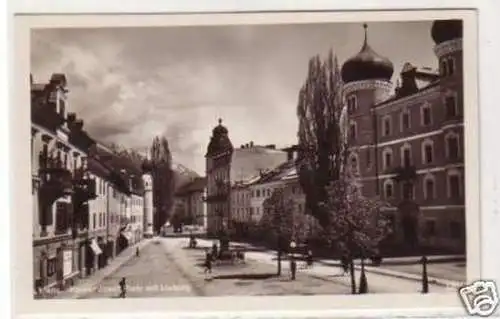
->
[349, 121, 357, 141]
[347, 95, 357, 114]
[423, 174, 436, 200]
[421, 102, 432, 126]
[421, 139, 434, 164]
[447, 57, 455, 76]
[382, 148, 393, 171]
[445, 132, 460, 160]
[444, 91, 458, 118]
[400, 143, 412, 167]
[400, 110, 411, 131]
[383, 179, 394, 199]
[441, 59, 449, 77]
[447, 169, 462, 199]
[382, 115, 392, 137]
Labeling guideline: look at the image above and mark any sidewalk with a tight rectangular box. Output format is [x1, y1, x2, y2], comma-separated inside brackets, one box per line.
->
[53, 238, 153, 299]
[197, 239, 463, 290]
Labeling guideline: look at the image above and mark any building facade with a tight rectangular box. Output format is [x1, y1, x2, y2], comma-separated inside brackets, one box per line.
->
[342, 20, 464, 253]
[32, 74, 150, 295]
[174, 177, 207, 226]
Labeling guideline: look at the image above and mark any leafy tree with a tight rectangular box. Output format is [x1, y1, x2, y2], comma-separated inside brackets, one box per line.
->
[322, 168, 391, 294]
[150, 136, 175, 232]
[261, 188, 309, 275]
[296, 51, 346, 230]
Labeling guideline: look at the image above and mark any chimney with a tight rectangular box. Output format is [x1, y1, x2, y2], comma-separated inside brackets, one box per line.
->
[74, 119, 84, 131]
[399, 63, 418, 97]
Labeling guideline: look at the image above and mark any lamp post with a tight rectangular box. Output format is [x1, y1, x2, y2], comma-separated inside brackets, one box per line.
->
[290, 240, 297, 281]
[421, 255, 429, 293]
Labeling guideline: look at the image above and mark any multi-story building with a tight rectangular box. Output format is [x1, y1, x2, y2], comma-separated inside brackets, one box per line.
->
[341, 20, 464, 253]
[205, 119, 288, 236]
[31, 74, 97, 293]
[174, 177, 207, 226]
[32, 74, 150, 295]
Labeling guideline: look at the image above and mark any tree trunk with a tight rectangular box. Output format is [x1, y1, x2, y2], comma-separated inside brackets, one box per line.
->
[277, 249, 282, 276]
[349, 259, 356, 294]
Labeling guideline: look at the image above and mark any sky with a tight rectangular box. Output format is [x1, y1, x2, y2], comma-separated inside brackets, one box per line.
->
[31, 20, 437, 175]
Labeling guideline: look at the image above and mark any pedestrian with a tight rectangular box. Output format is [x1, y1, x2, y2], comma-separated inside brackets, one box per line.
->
[290, 256, 297, 281]
[204, 254, 213, 280]
[341, 255, 349, 276]
[212, 243, 218, 260]
[306, 250, 313, 268]
[136, 247, 140, 257]
[119, 277, 127, 298]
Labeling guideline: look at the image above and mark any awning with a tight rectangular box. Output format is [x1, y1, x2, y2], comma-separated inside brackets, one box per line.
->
[90, 239, 103, 255]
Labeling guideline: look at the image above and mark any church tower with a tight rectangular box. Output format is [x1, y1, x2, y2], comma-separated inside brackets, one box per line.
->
[141, 154, 154, 238]
[341, 23, 394, 188]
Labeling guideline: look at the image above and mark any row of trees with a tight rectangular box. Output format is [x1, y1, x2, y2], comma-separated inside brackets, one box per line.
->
[261, 51, 391, 294]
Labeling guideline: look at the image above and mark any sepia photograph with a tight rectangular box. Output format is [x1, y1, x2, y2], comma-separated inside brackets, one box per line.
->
[17, 10, 481, 315]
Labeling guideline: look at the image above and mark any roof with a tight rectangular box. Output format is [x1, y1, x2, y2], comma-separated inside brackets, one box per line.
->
[374, 80, 441, 108]
[175, 177, 207, 196]
[230, 146, 288, 183]
[250, 159, 297, 186]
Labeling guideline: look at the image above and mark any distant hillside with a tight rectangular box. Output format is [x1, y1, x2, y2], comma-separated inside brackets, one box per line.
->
[172, 161, 201, 190]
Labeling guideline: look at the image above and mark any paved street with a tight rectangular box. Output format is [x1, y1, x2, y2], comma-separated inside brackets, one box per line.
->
[66, 236, 461, 299]
[81, 240, 199, 298]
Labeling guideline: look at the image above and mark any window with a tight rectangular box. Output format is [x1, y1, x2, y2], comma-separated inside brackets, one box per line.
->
[383, 148, 393, 170]
[349, 122, 357, 141]
[424, 220, 436, 237]
[448, 173, 461, 198]
[267, 189, 271, 196]
[445, 95, 457, 118]
[424, 176, 436, 200]
[347, 95, 357, 114]
[401, 144, 412, 167]
[350, 153, 359, 174]
[401, 111, 410, 131]
[47, 258, 57, 277]
[421, 139, 434, 164]
[421, 104, 432, 126]
[447, 57, 455, 76]
[446, 133, 460, 160]
[63, 152, 68, 168]
[382, 116, 392, 136]
[441, 59, 448, 77]
[55, 202, 70, 234]
[256, 189, 260, 197]
[402, 182, 414, 200]
[384, 180, 394, 198]
[93, 213, 97, 229]
[449, 221, 462, 239]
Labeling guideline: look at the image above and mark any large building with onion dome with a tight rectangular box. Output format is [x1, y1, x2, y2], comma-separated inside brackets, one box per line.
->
[343, 20, 464, 254]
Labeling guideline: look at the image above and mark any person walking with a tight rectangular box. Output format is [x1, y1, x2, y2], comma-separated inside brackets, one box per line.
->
[119, 277, 127, 298]
[204, 253, 213, 280]
[136, 247, 140, 257]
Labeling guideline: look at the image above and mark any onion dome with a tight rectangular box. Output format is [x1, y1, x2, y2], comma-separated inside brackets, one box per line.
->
[212, 118, 228, 136]
[431, 19, 463, 45]
[341, 24, 394, 84]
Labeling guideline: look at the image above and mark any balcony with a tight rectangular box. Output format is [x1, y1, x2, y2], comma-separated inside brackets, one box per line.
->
[38, 153, 73, 205]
